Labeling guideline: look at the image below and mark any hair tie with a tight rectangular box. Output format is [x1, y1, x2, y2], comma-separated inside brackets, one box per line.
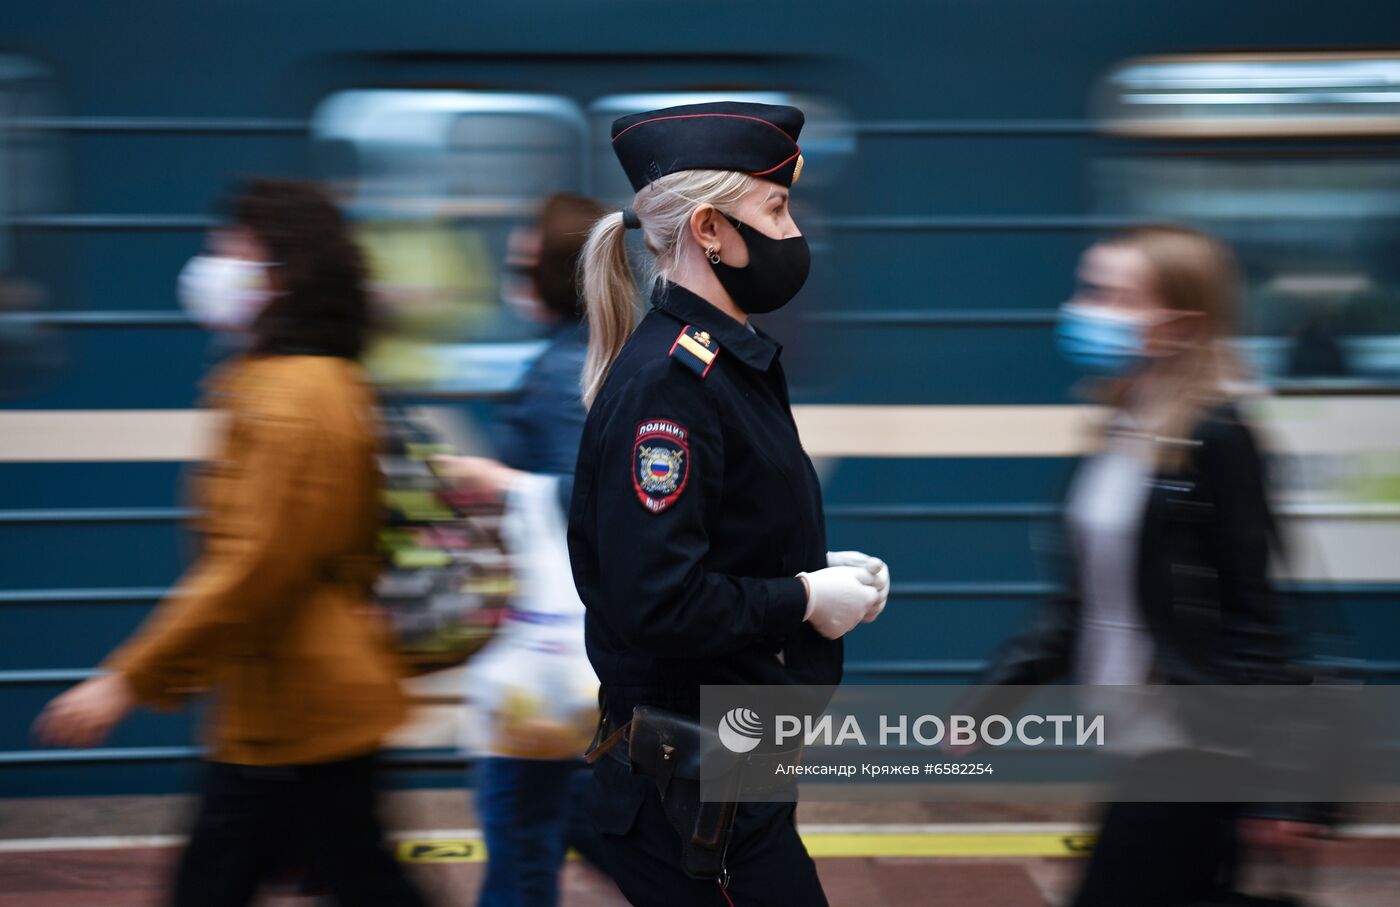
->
[621, 207, 641, 230]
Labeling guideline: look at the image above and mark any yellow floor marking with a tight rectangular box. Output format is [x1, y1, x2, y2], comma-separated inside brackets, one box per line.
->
[801, 833, 1096, 859]
[396, 832, 1096, 863]
[398, 839, 487, 863]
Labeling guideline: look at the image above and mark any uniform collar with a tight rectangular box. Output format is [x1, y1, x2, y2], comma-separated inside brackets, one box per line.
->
[651, 280, 781, 372]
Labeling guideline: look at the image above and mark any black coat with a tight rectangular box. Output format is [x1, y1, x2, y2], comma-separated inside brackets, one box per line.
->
[982, 401, 1294, 688]
[980, 402, 1343, 826]
[567, 281, 841, 724]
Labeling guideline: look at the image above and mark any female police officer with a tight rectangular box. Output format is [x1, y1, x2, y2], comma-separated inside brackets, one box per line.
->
[568, 101, 891, 906]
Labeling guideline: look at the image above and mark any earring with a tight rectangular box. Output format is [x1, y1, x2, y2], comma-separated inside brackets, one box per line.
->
[706, 247, 721, 265]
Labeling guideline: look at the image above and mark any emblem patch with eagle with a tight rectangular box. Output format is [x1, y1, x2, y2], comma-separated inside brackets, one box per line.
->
[633, 419, 690, 513]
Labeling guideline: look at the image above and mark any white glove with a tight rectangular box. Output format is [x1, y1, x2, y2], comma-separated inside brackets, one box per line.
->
[799, 566, 880, 640]
[826, 551, 890, 623]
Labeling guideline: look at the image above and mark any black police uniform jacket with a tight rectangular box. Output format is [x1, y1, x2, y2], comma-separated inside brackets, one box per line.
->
[567, 281, 841, 725]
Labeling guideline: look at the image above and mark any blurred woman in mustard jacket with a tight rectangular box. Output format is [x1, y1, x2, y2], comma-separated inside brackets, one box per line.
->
[35, 180, 426, 907]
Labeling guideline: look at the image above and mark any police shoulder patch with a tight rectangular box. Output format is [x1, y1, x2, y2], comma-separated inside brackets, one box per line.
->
[633, 419, 690, 513]
[669, 324, 719, 378]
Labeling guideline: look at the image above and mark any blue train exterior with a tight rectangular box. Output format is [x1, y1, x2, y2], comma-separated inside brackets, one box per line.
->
[3, 0, 1400, 795]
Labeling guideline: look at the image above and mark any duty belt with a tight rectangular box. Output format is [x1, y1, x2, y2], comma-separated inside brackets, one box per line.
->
[602, 728, 803, 797]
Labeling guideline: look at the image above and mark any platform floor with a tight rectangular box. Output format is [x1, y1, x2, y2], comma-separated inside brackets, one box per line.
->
[3, 794, 1399, 906]
[8, 841, 1400, 906]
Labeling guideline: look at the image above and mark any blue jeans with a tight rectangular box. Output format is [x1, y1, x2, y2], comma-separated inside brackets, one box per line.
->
[474, 756, 605, 907]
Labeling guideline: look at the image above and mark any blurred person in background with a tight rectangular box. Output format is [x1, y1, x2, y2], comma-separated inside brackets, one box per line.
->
[435, 192, 601, 510]
[33, 179, 427, 907]
[567, 101, 890, 906]
[981, 225, 1324, 907]
[434, 191, 612, 907]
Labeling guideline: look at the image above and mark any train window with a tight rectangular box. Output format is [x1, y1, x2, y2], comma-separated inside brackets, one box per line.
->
[1097, 54, 1400, 139]
[1094, 54, 1400, 392]
[311, 90, 588, 391]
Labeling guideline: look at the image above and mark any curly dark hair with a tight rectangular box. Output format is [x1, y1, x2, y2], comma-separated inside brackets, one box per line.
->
[231, 179, 370, 359]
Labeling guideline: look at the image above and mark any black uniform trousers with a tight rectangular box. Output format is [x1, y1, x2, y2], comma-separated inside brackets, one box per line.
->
[170, 755, 425, 907]
[587, 757, 827, 907]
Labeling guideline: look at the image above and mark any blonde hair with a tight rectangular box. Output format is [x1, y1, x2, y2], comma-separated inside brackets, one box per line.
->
[1096, 225, 1249, 469]
[578, 169, 758, 407]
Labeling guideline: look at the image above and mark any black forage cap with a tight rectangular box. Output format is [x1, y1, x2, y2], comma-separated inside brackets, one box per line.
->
[610, 101, 805, 192]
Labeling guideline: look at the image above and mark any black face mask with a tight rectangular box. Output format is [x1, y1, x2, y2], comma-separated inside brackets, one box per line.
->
[709, 213, 811, 315]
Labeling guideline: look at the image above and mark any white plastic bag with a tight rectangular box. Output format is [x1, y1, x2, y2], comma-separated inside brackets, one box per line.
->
[463, 473, 599, 759]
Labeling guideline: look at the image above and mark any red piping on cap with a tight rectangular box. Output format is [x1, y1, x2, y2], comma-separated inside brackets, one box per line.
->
[750, 148, 802, 177]
[611, 112, 798, 145]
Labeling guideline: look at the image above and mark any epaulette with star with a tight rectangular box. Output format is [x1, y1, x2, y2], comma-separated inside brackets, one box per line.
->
[668, 324, 719, 378]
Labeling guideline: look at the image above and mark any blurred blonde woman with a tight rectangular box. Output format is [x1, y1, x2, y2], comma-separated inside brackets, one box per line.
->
[982, 225, 1323, 906]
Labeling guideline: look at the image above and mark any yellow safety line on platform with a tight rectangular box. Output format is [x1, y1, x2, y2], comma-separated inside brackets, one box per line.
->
[396, 832, 1097, 864]
[802, 832, 1096, 859]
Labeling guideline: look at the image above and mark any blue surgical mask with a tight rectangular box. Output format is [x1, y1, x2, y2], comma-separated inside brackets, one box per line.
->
[1055, 303, 1150, 376]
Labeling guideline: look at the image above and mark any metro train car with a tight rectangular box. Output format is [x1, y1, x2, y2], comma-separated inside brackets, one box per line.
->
[3, 0, 1400, 795]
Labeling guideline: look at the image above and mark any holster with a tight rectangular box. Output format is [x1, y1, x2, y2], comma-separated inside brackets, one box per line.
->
[588, 704, 802, 882]
[628, 706, 744, 880]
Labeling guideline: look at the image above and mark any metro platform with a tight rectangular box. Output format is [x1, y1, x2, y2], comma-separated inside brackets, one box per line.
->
[4, 796, 1400, 906]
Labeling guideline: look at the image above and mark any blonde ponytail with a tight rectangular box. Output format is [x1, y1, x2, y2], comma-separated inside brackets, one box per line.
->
[579, 169, 758, 408]
[579, 211, 638, 408]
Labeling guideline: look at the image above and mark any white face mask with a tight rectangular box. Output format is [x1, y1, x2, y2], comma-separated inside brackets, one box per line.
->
[178, 255, 275, 331]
